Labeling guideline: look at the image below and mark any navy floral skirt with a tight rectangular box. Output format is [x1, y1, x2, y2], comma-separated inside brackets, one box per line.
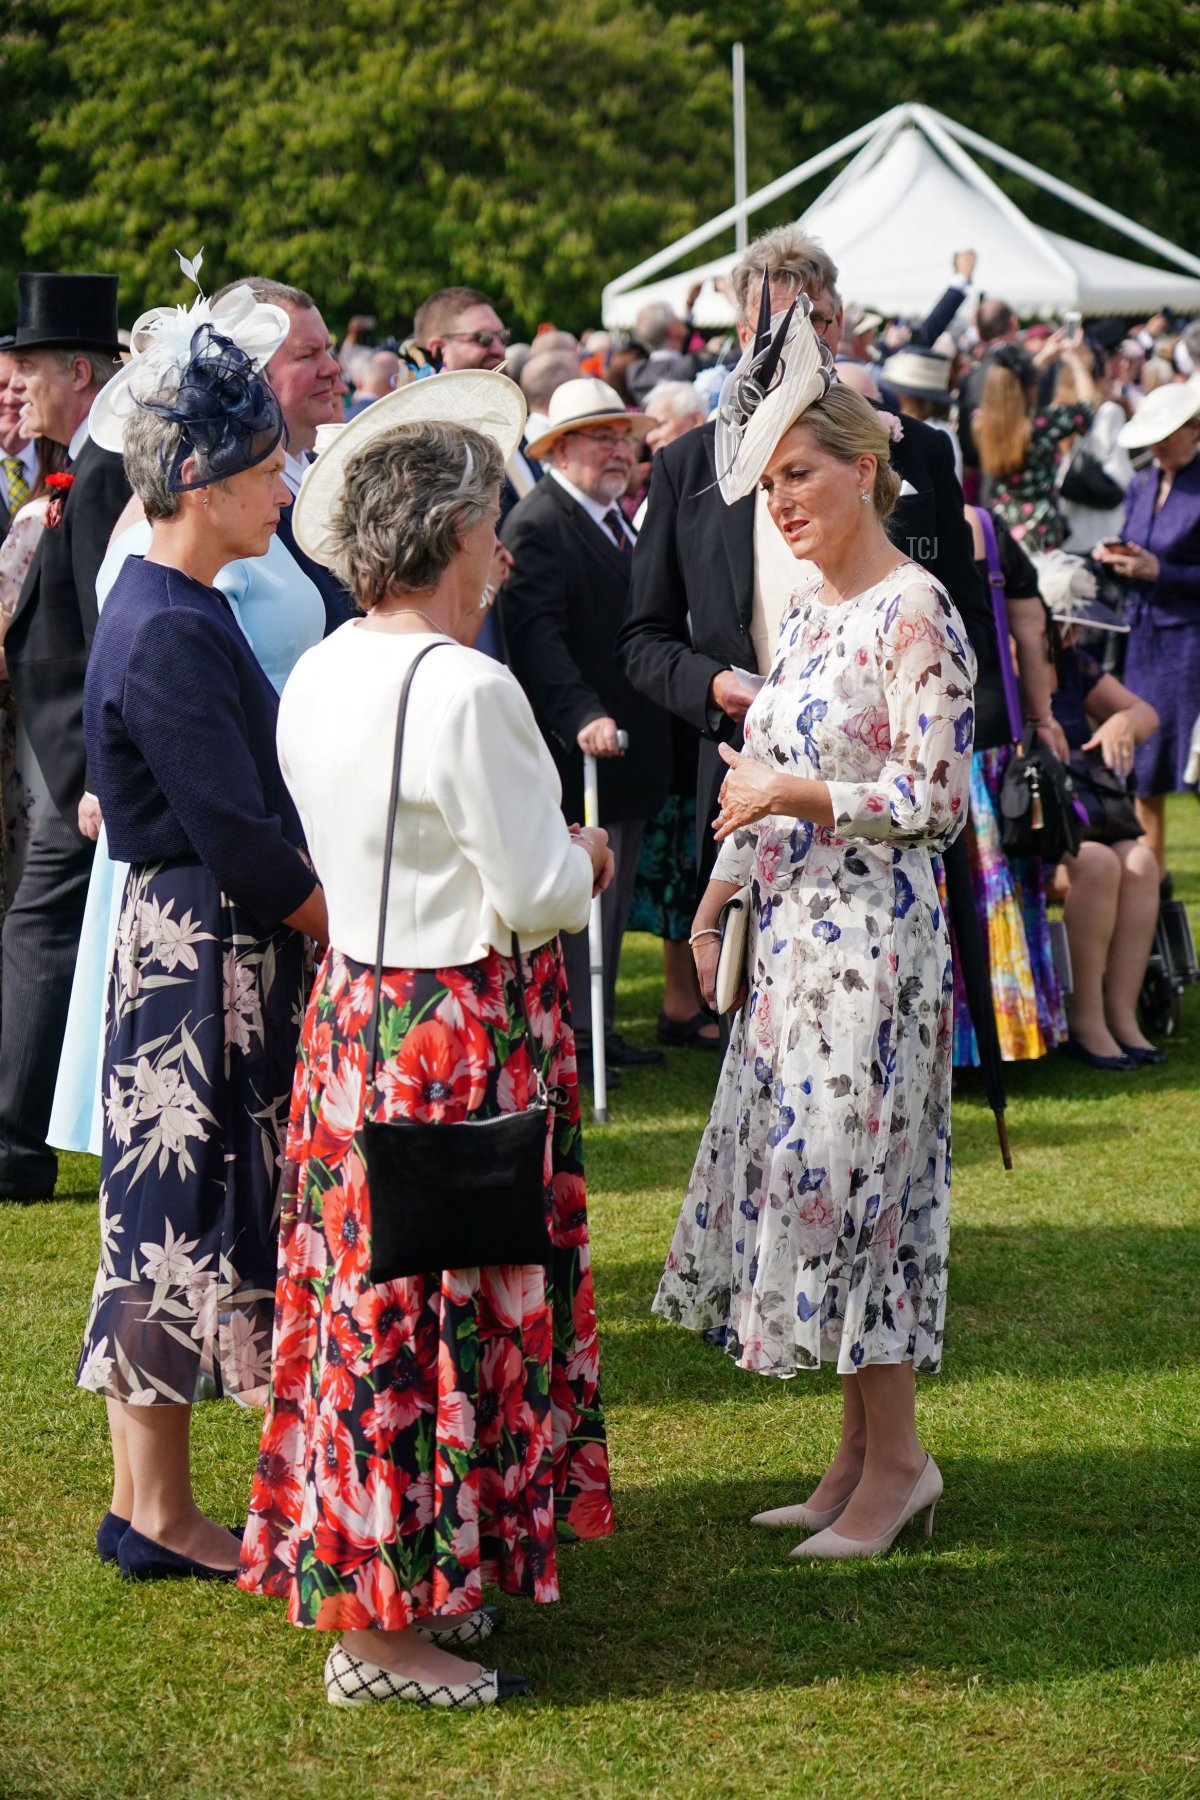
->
[630, 793, 699, 943]
[75, 861, 306, 1406]
[237, 937, 613, 1630]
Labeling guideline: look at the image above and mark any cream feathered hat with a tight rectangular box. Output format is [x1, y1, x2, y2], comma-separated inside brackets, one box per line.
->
[714, 287, 836, 504]
[89, 250, 291, 456]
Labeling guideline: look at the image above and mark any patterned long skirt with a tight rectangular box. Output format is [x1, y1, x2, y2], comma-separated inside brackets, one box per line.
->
[237, 938, 613, 1631]
[75, 861, 307, 1406]
[947, 748, 1067, 1064]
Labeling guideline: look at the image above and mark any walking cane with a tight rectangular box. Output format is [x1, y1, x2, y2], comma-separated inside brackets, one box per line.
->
[582, 731, 627, 1124]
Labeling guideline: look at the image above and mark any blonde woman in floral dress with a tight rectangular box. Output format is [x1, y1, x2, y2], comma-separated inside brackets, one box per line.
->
[654, 306, 975, 1562]
[76, 296, 328, 1580]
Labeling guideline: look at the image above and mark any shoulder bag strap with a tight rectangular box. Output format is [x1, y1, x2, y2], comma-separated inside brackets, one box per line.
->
[365, 639, 547, 1103]
[973, 506, 1024, 745]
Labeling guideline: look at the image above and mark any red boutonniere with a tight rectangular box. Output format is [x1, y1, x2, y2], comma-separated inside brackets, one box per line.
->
[44, 471, 75, 530]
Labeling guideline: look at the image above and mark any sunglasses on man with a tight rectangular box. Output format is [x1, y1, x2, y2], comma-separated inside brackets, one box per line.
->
[441, 328, 512, 348]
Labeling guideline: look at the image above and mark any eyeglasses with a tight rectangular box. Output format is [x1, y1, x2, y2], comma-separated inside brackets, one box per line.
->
[575, 427, 634, 451]
[442, 328, 512, 348]
[808, 308, 836, 333]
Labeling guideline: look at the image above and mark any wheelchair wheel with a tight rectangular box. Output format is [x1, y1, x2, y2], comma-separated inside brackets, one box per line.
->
[1138, 955, 1180, 1038]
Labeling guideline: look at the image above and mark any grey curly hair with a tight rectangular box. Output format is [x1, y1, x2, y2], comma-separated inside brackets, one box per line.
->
[328, 420, 504, 607]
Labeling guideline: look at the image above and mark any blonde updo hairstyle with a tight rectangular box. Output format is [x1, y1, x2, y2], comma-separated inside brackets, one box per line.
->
[790, 384, 901, 520]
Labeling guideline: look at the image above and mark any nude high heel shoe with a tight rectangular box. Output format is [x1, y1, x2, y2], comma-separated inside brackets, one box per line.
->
[789, 1455, 942, 1561]
[750, 1490, 856, 1532]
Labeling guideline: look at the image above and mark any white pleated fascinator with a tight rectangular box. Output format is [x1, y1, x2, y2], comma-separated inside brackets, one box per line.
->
[89, 251, 290, 456]
[292, 369, 527, 568]
[715, 287, 835, 504]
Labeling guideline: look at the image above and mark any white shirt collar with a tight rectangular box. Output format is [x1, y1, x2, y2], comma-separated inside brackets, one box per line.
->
[68, 418, 90, 463]
[282, 448, 311, 498]
[17, 440, 39, 485]
[549, 467, 633, 540]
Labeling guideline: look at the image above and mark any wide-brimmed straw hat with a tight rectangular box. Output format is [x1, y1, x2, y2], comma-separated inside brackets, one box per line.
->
[293, 369, 527, 568]
[524, 377, 649, 461]
[880, 348, 953, 403]
[1117, 374, 1200, 449]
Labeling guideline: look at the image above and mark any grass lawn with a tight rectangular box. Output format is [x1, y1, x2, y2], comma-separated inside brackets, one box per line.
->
[2, 797, 1200, 1799]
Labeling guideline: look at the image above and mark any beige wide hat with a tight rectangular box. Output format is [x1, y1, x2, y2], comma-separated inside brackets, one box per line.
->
[293, 369, 527, 568]
[524, 377, 649, 461]
[880, 348, 953, 403]
[1117, 374, 1200, 450]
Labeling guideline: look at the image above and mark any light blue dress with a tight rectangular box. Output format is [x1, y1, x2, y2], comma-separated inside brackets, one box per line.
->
[48, 524, 326, 1155]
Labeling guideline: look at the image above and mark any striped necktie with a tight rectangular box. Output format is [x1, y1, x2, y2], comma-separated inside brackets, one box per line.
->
[602, 506, 634, 555]
[3, 456, 30, 513]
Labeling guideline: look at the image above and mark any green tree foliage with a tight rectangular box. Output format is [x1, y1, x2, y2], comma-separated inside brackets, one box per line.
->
[1, 0, 1197, 333]
[1, 0, 788, 331]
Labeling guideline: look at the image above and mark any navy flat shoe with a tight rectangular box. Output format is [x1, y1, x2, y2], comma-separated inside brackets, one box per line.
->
[96, 1511, 130, 1565]
[117, 1525, 240, 1582]
[1062, 1035, 1135, 1072]
[1116, 1041, 1166, 1066]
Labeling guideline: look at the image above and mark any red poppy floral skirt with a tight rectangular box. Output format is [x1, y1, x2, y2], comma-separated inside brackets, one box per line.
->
[237, 938, 613, 1631]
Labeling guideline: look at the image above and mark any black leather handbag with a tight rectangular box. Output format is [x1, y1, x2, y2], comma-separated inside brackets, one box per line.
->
[362, 641, 556, 1284]
[1067, 749, 1143, 846]
[1059, 447, 1126, 513]
[999, 725, 1083, 863]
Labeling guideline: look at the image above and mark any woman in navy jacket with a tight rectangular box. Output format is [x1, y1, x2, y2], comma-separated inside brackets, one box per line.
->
[76, 308, 327, 1583]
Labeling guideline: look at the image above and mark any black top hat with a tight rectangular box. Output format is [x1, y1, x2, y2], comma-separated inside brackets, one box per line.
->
[13, 272, 121, 356]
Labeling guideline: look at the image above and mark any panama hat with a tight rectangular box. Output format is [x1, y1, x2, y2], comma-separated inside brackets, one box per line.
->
[293, 369, 526, 568]
[523, 377, 649, 461]
[880, 348, 953, 403]
[714, 290, 835, 504]
[1117, 374, 1200, 450]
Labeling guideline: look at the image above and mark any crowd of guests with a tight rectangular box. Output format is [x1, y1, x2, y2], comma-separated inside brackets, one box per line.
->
[0, 223, 1197, 1707]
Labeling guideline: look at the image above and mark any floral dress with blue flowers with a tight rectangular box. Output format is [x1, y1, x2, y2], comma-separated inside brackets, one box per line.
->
[653, 565, 976, 1376]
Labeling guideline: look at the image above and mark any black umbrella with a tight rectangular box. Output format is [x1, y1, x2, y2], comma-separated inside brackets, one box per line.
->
[942, 834, 1012, 1170]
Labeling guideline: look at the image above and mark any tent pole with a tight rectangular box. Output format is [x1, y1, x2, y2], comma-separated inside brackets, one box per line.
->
[732, 43, 748, 253]
[929, 108, 1200, 279]
[601, 106, 905, 307]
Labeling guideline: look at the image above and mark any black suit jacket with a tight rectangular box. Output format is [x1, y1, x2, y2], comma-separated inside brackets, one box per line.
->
[618, 417, 996, 884]
[909, 281, 968, 350]
[275, 504, 355, 637]
[500, 476, 670, 824]
[6, 438, 131, 816]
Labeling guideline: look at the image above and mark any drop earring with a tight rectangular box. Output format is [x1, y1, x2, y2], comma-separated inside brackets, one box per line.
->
[859, 490, 870, 504]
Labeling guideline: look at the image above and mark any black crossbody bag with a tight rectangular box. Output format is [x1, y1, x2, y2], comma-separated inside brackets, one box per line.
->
[363, 641, 556, 1284]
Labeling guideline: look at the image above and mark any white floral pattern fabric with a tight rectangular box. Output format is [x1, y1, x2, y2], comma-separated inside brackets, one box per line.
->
[76, 862, 306, 1405]
[653, 565, 976, 1376]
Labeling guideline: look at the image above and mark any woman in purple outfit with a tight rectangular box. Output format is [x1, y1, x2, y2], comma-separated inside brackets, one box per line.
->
[1096, 377, 1200, 878]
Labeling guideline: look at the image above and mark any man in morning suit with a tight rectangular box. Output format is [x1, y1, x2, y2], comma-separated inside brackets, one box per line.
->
[0, 273, 128, 1200]
[618, 223, 997, 896]
[212, 277, 354, 636]
[501, 378, 671, 1068]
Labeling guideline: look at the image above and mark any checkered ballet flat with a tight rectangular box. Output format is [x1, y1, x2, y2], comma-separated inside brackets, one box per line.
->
[415, 1605, 506, 1650]
[323, 1644, 531, 1710]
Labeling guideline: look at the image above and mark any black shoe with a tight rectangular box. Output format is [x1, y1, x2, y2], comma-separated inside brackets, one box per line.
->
[656, 1010, 722, 1049]
[603, 1032, 664, 1068]
[1116, 1041, 1166, 1066]
[578, 1060, 622, 1090]
[96, 1511, 130, 1565]
[1062, 1034, 1135, 1072]
[0, 1185, 55, 1204]
[117, 1525, 240, 1581]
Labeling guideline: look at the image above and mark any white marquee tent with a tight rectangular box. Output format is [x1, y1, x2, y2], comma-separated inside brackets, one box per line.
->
[602, 103, 1200, 330]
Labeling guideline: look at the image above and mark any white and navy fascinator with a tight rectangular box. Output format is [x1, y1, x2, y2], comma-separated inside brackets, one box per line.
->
[715, 283, 835, 504]
[89, 249, 291, 487]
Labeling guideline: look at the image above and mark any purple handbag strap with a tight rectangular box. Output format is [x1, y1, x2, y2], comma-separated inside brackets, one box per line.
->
[974, 506, 1024, 744]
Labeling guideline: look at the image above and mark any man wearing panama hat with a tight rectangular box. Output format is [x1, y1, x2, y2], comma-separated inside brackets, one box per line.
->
[501, 377, 671, 1068]
[0, 272, 129, 1202]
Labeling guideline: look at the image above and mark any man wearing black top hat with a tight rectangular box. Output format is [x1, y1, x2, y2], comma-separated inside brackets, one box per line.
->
[0, 273, 128, 1201]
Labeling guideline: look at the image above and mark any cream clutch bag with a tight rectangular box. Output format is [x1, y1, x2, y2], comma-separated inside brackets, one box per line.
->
[714, 884, 752, 1014]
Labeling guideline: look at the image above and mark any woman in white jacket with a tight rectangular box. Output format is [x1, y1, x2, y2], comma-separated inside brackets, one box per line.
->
[238, 376, 616, 1711]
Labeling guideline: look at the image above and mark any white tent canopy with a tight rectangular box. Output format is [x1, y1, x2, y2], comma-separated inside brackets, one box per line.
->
[602, 103, 1200, 330]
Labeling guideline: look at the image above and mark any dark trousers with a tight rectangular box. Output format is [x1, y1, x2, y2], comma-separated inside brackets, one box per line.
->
[561, 819, 643, 1045]
[0, 801, 94, 1194]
